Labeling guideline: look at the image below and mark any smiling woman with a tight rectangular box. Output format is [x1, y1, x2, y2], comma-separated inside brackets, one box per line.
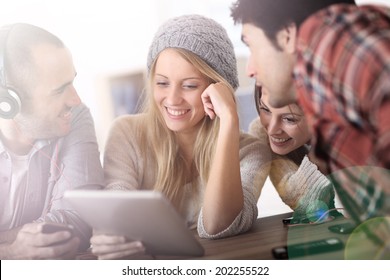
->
[89, 14, 271, 260]
[152, 49, 209, 134]
[249, 85, 342, 223]
[256, 87, 310, 156]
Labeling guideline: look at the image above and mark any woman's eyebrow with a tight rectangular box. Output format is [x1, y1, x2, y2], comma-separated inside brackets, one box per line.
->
[155, 73, 203, 81]
[259, 99, 268, 108]
[283, 112, 304, 118]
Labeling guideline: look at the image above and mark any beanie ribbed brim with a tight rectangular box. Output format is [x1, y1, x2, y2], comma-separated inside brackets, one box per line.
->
[147, 14, 239, 90]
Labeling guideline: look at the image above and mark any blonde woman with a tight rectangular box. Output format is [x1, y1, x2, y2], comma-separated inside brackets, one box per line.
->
[91, 15, 270, 259]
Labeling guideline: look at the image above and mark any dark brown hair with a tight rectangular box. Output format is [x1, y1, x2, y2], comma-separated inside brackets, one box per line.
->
[231, 0, 356, 44]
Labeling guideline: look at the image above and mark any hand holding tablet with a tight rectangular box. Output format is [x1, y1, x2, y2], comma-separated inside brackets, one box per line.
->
[64, 190, 204, 257]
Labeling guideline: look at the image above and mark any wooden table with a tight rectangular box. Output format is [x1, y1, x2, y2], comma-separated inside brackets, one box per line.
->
[77, 212, 389, 260]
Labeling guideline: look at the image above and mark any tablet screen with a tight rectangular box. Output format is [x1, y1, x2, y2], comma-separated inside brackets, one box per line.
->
[64, 189, 204, 257]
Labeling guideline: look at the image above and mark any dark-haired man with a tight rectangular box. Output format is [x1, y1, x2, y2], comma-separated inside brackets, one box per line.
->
[231, 0, 390, 256]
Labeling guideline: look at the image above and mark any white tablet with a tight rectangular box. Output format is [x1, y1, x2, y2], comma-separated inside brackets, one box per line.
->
[64, 189, 204, 257]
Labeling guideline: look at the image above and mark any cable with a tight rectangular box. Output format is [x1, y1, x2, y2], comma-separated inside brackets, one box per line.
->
[11, 119, 74, 216]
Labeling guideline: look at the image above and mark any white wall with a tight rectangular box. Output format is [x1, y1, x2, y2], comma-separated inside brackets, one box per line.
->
[357, 0, 389, 4]
[1, 0, 387, 217]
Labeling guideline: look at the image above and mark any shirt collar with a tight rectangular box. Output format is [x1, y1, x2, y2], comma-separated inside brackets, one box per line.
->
[0, 137, 52, 156]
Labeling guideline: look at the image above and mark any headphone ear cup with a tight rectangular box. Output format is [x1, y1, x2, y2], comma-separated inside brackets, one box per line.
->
[0, 87, 21, 119]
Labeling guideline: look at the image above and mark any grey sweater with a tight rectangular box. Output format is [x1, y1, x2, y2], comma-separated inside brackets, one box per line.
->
[103, 114, 271, 239]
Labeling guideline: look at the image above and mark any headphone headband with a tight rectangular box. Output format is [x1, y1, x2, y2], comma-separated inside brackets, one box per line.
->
[0, 24, 21, 119]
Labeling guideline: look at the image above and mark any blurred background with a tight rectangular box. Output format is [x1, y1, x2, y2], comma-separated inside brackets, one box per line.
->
[0, 0, 255, 148]
[1, 0, 388, 217]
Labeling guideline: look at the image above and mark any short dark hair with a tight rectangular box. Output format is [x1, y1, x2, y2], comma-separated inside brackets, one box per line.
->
[231, 0, 356, 43]
[2, 23, 65, 99]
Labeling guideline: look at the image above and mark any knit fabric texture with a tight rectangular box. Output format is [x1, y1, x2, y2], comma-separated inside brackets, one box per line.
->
[147, 14, 239, 90]
[248, 118, 338, 220]
[104, 114, 271, 239]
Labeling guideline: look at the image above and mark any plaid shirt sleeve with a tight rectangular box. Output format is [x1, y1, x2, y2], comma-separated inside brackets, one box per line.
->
[294, 4, 390, 224]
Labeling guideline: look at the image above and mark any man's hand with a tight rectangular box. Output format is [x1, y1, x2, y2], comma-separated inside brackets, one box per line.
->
[0, 223, 80, 259]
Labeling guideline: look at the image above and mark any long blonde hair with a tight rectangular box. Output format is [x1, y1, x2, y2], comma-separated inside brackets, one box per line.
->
[138, 48, 236, 206]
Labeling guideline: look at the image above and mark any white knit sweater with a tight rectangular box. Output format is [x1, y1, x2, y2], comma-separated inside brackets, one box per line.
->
[249, 118, 337, 219]
[103, 114, 271, 239]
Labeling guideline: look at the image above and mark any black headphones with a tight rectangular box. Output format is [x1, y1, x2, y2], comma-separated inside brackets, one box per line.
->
[0, 24, 21, 119]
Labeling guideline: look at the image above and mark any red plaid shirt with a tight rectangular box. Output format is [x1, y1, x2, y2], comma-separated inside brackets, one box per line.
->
[294, 4, 390, 224]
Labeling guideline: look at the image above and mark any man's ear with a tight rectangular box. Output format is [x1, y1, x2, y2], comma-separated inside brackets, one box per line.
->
[276, 22, 297, 54]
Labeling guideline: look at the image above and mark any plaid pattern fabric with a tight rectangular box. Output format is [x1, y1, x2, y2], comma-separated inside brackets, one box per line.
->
[294, 4, 390, 224]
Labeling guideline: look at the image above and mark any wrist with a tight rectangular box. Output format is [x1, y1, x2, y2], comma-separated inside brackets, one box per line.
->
[0, 227, 20, 244]
[218, 110, 239, 130]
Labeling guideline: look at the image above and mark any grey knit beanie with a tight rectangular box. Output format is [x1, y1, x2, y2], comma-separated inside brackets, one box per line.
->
[147, 14, 239, 90]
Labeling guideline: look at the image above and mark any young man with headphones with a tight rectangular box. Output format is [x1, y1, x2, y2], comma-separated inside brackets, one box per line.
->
[0, 23, 104, 259]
